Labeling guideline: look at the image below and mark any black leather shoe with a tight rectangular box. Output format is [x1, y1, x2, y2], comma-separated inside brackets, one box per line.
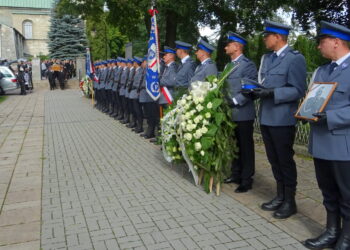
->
[235, 184, 252, 193]
[273, 187, 297, 219]
[261, 197, 284, 211]
[144, 134, 155, 139]
[304, 230, 340, 249]
[334, 220, 350, 250]
[149, 138, 158, 143]
[304, 212, 340, 250]
[224, 177, 241, 184]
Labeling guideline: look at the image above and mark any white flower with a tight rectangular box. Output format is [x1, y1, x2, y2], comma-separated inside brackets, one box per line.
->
[203, 119, 209, 125]
[201, 127, 208, 134]
[205, 112, 211, 119]
[181, 122, 186, 128]
[198, 96, 204, 103]
[185, 112, 191, 119]
[194, 117, 200, 124]
[191, 110, 196, 115]
[186, 95, 192, 100]
[195, 142, 202, 151]
[180, 99, 186, 106]
[184, 133, 192, 141]
[196, 104, 204, 112]
[173, 147, 177, 152]
[184, 104, 190, 110]
[207, 102, 213, 109]
[186, 124, 194, 131]
[194, 165, 198, 170]
[194, 129, 203, 139]
[200, 150, 205, 156]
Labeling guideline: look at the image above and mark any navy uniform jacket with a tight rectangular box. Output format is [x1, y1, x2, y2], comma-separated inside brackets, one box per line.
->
[119, 67, 129, 96]
[94, 68, 100, 89]
[226, 55, 258, 121]
[112, 66, 122, 92]
[190, 58, 218, 83]
[258, 46, 307, 126]
[99, 68, 108, 89]
[125, 67, 135, 98]
[175, 56, 196, 88]
[159, 62, 178, 104]
[309, 56, 350, 160]
[129, 67, 143, 99]
[105, 67, 114, 90]
[139, 68, 154, 103]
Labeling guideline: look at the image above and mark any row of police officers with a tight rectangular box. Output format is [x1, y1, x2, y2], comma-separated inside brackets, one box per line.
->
[92, 20, 350, 250]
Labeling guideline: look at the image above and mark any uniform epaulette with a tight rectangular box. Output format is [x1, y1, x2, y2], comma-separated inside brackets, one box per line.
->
[242, 57, 249, 62]
[291, 50, 300, 55]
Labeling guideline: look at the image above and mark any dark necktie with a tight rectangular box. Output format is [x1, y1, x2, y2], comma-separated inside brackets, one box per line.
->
[271, 53, 278, 63]
[329, 62, 338, 75]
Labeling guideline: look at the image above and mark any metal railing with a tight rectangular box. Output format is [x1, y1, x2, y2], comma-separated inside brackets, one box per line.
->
[253, 73, 312, 146]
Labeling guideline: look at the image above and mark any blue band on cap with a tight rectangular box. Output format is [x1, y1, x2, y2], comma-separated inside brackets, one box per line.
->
[228, 36, 247, 45]
[176, 44, 191, 50]
[320, 28, 350, 41]
[134, 59, 141, 64]
[242, 84, 259, 90]
[198, 44, 213, 53]
[164, 49, 176, 54]
[265, 26, 289, 35]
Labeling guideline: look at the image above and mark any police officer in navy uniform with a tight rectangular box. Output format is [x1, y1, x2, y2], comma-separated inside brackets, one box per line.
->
[112, 58, 123, 118]
[303, 21, 350, 250]
[174, 41, 196, 95]
[105, 60, 114, 114]
[99, 61, 109, 112]
[129, 56, 144, 133]
[119, 58, 130, 123]
[254, 20, 307, 219]
[117, 58, 127, 120]
[191, 38, 218, 82]
[126, 58, 137, 128]
[223, 32, 258, 193]
[139, 56, 158, 139]
[159, 46, 178, 108]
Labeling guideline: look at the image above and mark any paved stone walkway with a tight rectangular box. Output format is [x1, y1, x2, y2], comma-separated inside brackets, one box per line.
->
[40, 90, 307, 250]
[0, 89, 327, 250]
[0, 91, 44, 250]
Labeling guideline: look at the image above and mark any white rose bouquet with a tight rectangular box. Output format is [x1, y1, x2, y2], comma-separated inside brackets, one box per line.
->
[161, 63, 239, 194]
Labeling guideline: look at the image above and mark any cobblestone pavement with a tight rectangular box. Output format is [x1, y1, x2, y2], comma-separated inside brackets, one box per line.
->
[40, 90, 308, 250]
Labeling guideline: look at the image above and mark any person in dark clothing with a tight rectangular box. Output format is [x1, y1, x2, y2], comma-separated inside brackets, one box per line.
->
[17, 65, 26, 95]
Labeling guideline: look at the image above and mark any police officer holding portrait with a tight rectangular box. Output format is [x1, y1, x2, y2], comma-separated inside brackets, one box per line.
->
[254, 20, 307, 219]
[191, 38, 218, 83]
[223, 32, 258, 193]
[303, 21, 350, 250]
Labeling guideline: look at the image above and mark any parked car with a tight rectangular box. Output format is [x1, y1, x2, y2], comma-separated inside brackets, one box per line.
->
[0, 66, 18, 95]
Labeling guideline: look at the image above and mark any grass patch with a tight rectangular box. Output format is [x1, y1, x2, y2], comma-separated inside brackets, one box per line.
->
[0, 96, 7, 104]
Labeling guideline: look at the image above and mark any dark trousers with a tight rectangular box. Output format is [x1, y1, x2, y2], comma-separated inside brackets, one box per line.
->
[143, 102, 158, 136]
[106, 89, 112, 110]
[260, 125, 297, 189]
[231, 120, 255, 185]
[128, 98, 135, 120]
[132, 99, 143, 125]
[100, 89, 107, 109]
[121, 96, 128, 118]
[314, 158, 350, 219]
[116, 92, 122, 115]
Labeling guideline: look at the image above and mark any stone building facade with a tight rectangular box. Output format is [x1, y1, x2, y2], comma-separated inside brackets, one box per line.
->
[0, 0, 54, 60]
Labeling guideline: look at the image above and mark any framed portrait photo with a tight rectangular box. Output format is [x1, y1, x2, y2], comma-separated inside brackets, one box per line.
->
[295, 82, 338, 121]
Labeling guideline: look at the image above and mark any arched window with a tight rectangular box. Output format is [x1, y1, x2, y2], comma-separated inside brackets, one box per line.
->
[23, 20, 33, 39]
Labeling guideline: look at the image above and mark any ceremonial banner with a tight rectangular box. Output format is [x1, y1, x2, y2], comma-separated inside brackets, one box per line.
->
[146, 8, 160, 101]
[86, 48, 98, 82]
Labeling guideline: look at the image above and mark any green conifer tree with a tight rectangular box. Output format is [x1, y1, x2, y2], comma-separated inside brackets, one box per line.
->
[48, 14, 87, 59]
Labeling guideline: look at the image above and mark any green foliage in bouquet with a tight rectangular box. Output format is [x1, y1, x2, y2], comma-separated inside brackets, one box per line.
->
[161, 63, 239, 193]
